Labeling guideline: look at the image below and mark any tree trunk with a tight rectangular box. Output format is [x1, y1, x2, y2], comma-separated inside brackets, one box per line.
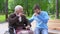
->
[55, 0, 59, 19]
[5, 0, 8, 21]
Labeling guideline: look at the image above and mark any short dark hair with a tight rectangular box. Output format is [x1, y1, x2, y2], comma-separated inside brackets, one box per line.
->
[33, 4, 40, 10]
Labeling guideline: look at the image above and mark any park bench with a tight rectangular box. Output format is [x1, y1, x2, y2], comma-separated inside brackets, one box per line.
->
[48, 19, 60, 34]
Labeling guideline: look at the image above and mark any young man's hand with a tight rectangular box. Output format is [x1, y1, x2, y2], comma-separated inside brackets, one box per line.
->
[34, 13, 38, 16]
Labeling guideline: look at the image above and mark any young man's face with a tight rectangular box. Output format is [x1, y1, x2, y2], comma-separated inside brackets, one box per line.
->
[34, 9, 41, 14]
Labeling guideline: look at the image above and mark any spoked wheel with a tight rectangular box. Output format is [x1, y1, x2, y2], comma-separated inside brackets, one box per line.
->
[4, 31, 10, 34]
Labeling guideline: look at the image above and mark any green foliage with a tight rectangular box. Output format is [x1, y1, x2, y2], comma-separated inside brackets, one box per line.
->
[0, 0, 4, 10]
[0, 0, 59, 15]
[0, 0, 60, 22]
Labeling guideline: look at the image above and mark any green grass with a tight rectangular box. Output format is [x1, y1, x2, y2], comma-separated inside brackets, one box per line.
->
[0, 15, 5, 23]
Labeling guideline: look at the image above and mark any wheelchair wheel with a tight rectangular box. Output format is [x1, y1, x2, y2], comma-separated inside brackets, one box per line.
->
[4, 31, 10, 34]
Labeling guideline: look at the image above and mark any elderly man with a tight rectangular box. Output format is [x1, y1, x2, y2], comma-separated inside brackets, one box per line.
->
[8, 5, 31, 34]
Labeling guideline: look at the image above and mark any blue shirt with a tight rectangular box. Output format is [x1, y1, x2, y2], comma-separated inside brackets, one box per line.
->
[29, 11, 49, 29]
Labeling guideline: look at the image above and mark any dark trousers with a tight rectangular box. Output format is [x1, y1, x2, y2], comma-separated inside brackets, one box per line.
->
[9, 28, 14, 34]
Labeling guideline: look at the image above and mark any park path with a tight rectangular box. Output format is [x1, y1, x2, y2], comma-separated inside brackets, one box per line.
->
[0, 22, 8, 34]
[0, 21, 36, 34]
[0, 20, 60, 34]
[0, 21, 37, 34]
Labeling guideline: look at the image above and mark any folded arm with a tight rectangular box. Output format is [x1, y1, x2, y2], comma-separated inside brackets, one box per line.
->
[8, 14, 19, 25]
[36, 12, 49, 23]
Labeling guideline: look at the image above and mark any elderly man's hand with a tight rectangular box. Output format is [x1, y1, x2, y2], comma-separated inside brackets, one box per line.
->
[25, 25, 30, 30]
[17, 13, 24, 17]
[19, 13, 23, 16]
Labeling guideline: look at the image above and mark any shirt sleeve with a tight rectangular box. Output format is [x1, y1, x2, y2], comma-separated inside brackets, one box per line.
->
[8, 13, 19, 25]
[29, 14, 34, 23]
[36, 12, 49, 23]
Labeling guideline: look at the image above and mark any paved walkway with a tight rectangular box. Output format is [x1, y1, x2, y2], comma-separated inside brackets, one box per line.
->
[0, 21, 36, 34]
[0, 20, 60, 34]
[0, 22, 8, 34]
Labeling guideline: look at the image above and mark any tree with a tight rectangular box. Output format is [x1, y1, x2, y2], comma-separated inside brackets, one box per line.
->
[7, 0, 60, 18]
[0, 0, 5, 14]
[48, 0, 56, 14]
[5, 0, 8, 21]
[55, 0, 59, 19]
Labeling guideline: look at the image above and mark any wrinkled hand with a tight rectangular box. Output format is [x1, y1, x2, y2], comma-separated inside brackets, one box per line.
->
[17, 13, 24, 17]
[26, 25, 30, 30]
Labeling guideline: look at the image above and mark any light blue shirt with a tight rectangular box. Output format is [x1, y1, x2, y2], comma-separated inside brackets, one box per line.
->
[29, 11, 49, 29]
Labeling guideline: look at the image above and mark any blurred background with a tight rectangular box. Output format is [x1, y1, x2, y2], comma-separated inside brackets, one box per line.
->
[0, 0, 60, 34]
[0, 0, 60, 22]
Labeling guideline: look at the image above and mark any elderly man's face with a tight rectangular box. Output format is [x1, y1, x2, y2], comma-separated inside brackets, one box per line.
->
[16, 8, 23, 14]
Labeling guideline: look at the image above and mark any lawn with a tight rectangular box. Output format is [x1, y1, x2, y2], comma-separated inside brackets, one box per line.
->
[0, 15, 5, 23]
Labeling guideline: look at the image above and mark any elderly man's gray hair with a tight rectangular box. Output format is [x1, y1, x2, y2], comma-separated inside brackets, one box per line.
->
[15, 5, 23, 12]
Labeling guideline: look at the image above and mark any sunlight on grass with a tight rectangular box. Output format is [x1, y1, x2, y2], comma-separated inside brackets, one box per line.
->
[0, 15, 5, 22]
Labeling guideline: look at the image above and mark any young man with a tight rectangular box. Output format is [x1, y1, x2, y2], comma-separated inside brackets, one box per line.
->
[29, 4, 49, 34]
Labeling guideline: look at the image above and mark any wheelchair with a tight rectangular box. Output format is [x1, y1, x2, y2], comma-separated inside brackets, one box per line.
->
[4, 26, 34, 34]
